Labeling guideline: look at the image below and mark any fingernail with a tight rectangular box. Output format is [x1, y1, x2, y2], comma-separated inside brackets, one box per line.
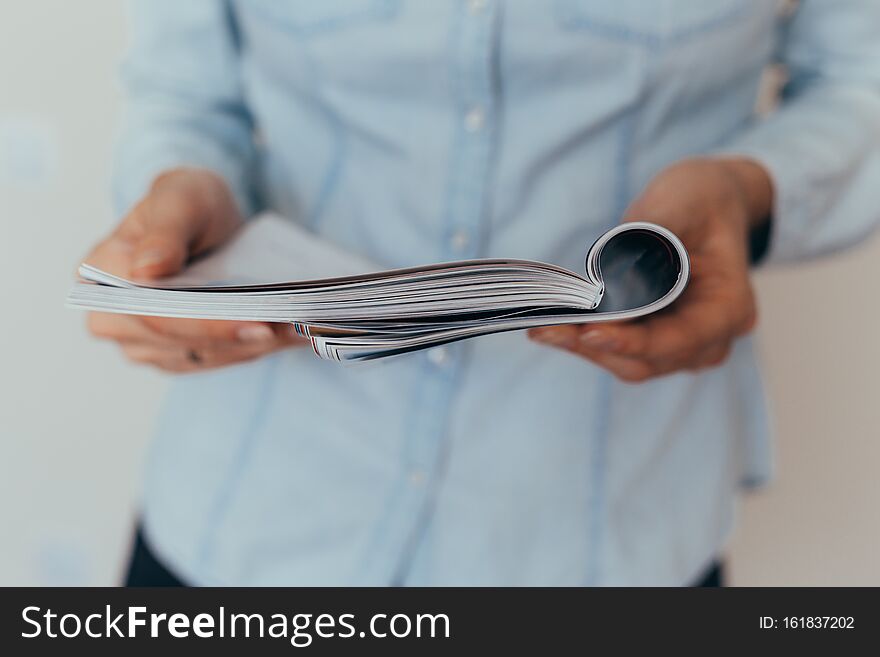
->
[134, 249, 167, 270]
[579, 329, 619, 350]
[237, 325, 275, 343]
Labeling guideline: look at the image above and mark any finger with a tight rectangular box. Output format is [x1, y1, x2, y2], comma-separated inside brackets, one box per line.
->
[640, 336, 736, 376]
[574, 339, 732, 381]
[570, 346, 657, 383]
[90, 311, 308, 356]
[529, 326, 657, 382]
[528, 325, 581, 350]
[82, 233, 138, 277]
[124, 337, 300, 373]
[120, 342, 242, 373]
[189, 342, 282, 369]
[271, 323, 310, 347]
[143, 318, 308, 347]
[83, 202, 192, 280]
[690, 342, 732, 371]
[90, 311, 268, 349]
[141, 317, 280, 345]
[88, 312, 168, 345]
[575, 293, 753, 362]
[120, 343, 197, 373]
[127, 200, 201, 279]
[532, 324, 737, 381]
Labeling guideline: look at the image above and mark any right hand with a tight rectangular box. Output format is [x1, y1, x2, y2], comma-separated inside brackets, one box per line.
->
[85, 168, 306, 373]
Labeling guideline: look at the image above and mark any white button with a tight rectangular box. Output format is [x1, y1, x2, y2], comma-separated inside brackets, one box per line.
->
[450, 229, 470, 252]
[467, 0, 488, 15]
[464, 106, 485, 132]
[427, 346, 449, 367]
[409, 470, 426, 486]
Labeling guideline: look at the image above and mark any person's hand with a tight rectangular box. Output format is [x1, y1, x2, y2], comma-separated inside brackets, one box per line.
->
[529, 157, 773, 383]
[84, 168, 305, 373]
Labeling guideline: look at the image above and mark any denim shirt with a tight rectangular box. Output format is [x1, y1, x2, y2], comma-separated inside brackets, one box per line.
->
[114, 0, 880, 585]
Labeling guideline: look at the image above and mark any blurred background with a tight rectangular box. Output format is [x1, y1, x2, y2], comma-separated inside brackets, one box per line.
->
[1, 0, 878, 586]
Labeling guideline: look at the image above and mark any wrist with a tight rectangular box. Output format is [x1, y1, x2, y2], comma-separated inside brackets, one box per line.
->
[713, 157, 773, 232]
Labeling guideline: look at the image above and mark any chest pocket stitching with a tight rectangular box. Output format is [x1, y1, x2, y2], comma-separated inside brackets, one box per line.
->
[555, 0, 751, 48]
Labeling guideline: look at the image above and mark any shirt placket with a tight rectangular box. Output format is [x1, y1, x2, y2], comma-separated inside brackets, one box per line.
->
[386, 0, 500, 584]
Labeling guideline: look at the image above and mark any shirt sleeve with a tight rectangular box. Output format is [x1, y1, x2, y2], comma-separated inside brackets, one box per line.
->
[112, 0, 256, 218]
[717, 0, 880, 264]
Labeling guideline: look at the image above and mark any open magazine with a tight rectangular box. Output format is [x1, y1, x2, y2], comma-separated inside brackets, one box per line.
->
[67, 213, 690, 362]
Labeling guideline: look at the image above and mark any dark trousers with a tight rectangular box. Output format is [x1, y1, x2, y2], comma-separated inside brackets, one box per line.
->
[125, 527, 724, 587]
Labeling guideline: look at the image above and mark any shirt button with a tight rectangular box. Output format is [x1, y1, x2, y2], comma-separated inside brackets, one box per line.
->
[408, 470, 427, 486]
[426, 346, 449, 368]
[464, 106, 485, 132]
[450, 229, 470, 252]
[467, 0, 488, 15]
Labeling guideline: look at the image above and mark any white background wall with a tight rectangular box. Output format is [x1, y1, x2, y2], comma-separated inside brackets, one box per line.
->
[1, 0, 877, 586]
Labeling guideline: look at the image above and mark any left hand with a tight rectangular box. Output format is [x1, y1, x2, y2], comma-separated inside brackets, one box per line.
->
[529, 157, 773, 383]
[83, 168, 306, 373]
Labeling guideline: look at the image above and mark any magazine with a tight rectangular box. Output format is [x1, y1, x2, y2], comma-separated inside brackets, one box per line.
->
[67, 213, 689, 362]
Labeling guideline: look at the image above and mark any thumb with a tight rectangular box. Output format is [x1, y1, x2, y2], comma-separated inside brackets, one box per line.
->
[125, 170, 243, 279]
[129, 218, 197, 279]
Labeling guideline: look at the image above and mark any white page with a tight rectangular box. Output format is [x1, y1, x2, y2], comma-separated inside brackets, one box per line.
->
[159, 212, 379, 286]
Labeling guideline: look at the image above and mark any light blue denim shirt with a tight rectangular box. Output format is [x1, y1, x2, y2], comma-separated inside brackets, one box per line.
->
[115, 0, 880, 585]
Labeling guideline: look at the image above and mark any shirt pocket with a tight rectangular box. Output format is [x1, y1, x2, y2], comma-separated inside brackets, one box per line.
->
[243, 0, 401, 37]
[554, 0, 749, 48]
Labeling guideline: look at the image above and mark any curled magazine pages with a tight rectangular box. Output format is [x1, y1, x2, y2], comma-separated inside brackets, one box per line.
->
[67, 213, 690, 362]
